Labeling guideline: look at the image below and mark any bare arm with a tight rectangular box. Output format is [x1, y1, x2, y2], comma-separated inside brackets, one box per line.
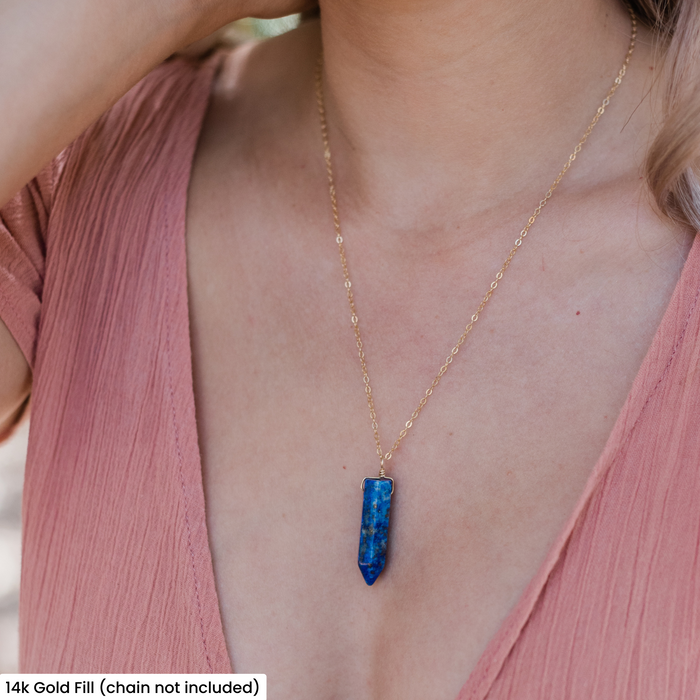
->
[0, 0, 312, 426]
[0, 0, 315, 209]
[0, 319, 30, 436]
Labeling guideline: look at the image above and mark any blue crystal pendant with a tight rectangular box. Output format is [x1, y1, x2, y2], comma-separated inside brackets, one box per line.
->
[358, 477, 394, 585]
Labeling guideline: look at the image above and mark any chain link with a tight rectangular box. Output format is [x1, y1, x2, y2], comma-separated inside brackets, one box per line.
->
[315, 8, 637, 476]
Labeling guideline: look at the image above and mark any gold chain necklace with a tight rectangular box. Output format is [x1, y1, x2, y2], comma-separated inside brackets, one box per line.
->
[315, 9, 637, 585]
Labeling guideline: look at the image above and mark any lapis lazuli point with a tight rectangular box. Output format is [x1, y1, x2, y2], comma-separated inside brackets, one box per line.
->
[358, 477, 393, 586]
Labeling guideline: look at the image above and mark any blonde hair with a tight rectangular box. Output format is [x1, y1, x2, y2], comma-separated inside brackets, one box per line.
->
[630, 0, 700, 231]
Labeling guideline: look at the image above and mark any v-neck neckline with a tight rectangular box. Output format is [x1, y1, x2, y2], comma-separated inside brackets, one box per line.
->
[175, 49, 700, 698]
[454, 230, 700, 699]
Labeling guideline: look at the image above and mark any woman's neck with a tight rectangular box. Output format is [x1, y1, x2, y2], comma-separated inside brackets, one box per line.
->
[317, 0, 640, 225]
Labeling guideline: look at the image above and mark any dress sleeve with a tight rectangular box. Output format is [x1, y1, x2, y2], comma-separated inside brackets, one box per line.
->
[0, 154, 65, 370]
[1, 52, 218, 381]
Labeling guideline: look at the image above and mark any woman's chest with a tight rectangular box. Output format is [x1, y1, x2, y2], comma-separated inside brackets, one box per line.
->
[185, 159, 693, 697]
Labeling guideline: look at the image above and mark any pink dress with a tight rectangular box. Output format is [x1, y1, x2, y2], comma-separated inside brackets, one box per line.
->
[1, 53, 699, 698]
